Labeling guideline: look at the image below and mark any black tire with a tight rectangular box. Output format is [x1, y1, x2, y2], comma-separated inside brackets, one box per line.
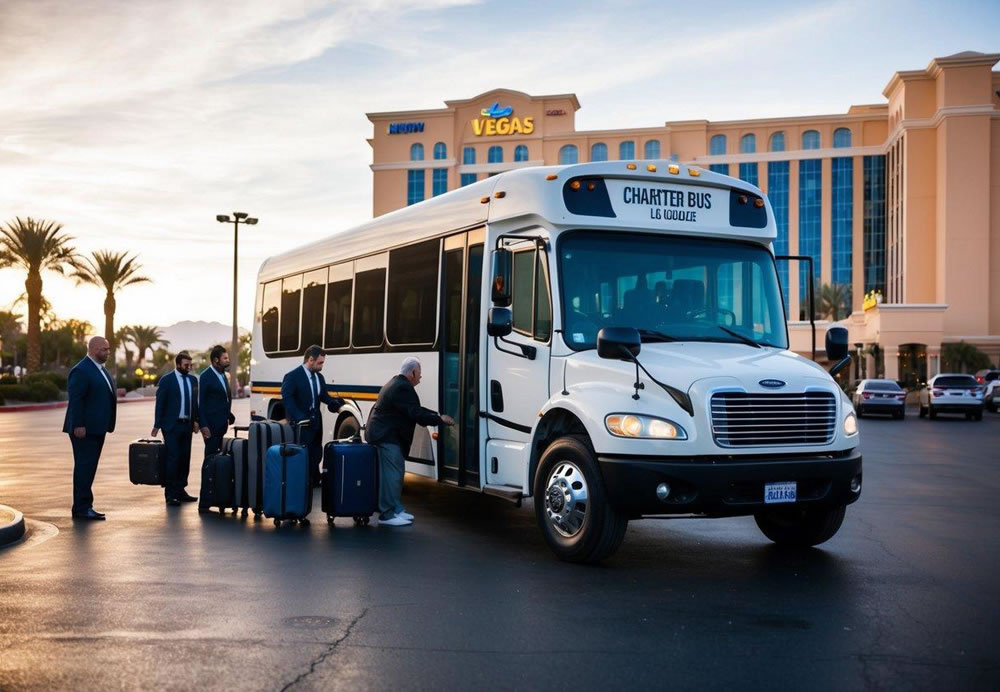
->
[919, 404, 927, 418]
[974, 411, 984, 421]
[895, 410, 905, 420]
[754, 504, 847, 547]
[929, 406, 938, 420]
[336, 416, 361, 441]
[533, 436, 628, 564]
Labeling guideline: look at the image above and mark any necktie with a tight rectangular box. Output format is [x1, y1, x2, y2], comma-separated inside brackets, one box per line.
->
[101, 367, 114, 393]
[185, 377, 192, 418]
[311, 373, 319, 409]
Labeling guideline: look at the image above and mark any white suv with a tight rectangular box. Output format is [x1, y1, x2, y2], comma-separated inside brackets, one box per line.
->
[975, 369, 1000, 413]
[918, 374, 985, 421]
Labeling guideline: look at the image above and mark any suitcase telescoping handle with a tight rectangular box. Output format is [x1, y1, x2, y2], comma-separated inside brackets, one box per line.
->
[232, 425, 249, 438]
[293, 419, 310, 445]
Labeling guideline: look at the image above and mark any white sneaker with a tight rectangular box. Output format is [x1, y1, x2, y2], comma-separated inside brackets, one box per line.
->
[397, 511, 414, 521]
[380, 515, 412, 526]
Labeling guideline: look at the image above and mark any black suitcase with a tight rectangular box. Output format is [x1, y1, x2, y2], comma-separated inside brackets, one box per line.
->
[128, 438, 165, 486]
[247, 421, 294, 518]
[226, 427, 251, 517]
[198, 452, 236, 514]
[322, 438, 378, 526]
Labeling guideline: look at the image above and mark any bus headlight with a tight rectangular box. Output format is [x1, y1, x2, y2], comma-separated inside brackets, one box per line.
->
[843, 413, 858, 436]
[605, 414, 687, 440]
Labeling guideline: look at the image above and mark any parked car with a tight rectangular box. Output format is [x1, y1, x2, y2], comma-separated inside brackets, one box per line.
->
[975, 369, 1000, 413]
[918, 374, 985, 420]
[852, 379, 907, 419]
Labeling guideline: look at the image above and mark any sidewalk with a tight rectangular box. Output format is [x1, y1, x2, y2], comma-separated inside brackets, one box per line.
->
[0, 397, 153, 413]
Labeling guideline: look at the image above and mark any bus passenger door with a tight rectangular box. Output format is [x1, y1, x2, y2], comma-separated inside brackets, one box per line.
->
[485, 237, 552, 489]
[439, 229, 485, 488]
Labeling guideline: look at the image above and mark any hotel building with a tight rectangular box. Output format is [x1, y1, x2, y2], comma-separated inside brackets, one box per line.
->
[367, 51, 1000, 383]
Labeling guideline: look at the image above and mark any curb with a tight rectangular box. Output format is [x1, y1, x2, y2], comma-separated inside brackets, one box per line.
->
[0, 505, 26, 548]
[0, 398, 154, 413]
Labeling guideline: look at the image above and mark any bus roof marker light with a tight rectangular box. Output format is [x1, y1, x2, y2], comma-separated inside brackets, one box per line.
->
[586, 182, 595, 191]
[546, 174, 558, 181]
[570, 180, 581, 190]
[668, 164, 680, 174]
[754, 198, 765, 208]
[494, 191, 506, 199]
[480, 196, 490, 204]
[647, 164, 657, 172]
[626, 163, 637, 170]
[739, 195, 748, 205]
[688, 168, 701, 177]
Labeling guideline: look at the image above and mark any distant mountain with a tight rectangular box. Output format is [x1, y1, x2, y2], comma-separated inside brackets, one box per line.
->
[159, 321, 249, 353]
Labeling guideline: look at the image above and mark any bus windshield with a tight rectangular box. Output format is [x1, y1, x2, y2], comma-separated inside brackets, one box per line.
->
[558, 230, 788, 350]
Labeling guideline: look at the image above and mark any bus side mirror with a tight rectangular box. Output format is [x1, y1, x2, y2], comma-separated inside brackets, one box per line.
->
[826, 326, 849, 361]
[597, 327, 641, 360]
[487, 307, 513, 337]
[491, 249, 512, 307]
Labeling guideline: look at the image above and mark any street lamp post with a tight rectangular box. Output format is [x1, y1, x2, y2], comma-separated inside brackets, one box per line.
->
[216, 211, 258, 399]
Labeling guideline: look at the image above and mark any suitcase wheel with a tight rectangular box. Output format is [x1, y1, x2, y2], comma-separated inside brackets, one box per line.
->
[300, 518, 310, 526]
[254, 511, 262, 520]
[241, 508, 248, 519]
[353, 515, 370, 526]
[327, 515, 334, 525]
[274, 518, 281, 527]
[198, 506, 209, 514]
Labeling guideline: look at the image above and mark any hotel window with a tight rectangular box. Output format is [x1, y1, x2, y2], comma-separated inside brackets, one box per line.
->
[410, 143, 424, 161]
[802, 130, 820, 150]
[433, 142, 447, 160]
[488, 145, 503, 163]
[463, 146, 476, 165]
[460, 173, 477, 187]
[832, 156, 853, 297]
[864, 155, 886, 296]
[798, 159, 822, 317]
[514, 145, 529, 162]
[559, 145, 578, 164]
[591, 142, 608, 162]
[768, 161, 790, 316]
[770, 132, 786, 152]
[432, 168, 447, 197]
[407, 169, 425, 205]
[644, 140, 660, 159]
[709, 135, 728, 175]
[833, 128, 852, 148]
[739, 133, 757, 186]
[618, 140, 635, 160]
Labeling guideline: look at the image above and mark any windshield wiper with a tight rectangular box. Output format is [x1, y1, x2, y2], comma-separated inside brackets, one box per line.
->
[716, 325, 761, 349]
[637, 329, 677, 343]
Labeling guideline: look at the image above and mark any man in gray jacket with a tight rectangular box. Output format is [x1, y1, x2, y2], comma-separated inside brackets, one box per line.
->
[367, 357, 453, 526]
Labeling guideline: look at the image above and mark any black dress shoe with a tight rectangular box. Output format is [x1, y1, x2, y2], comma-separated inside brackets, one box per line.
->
[178, 493, 198, 502]
[72, 508, 106, 520]
[166, 498, 181, 507]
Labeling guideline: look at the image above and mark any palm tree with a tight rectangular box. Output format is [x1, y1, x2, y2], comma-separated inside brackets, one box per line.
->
[0, 310, 22, 368]
[0, 217, 78, 372]
[116, 326, 136, 372]
[60, 318, 93, 345]
[819, 283, 852, 322]
[941, 341, 993, 374]
[131, 325, 170, 368]
[72, 250, 150, 371]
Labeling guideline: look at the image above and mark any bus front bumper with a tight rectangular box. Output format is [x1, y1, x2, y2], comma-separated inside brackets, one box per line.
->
[597, 448, 862, 518]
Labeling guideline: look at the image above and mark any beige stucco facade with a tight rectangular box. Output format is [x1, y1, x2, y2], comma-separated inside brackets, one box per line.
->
[367, 52, 1000, 383]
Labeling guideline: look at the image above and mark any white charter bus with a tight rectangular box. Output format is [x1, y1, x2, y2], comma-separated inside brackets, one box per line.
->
[250, 161, 862, 563]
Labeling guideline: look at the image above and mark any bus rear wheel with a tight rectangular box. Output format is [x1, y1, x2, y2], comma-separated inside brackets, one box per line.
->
[533, 436, 627, 564]
[754, 504, 846, 547]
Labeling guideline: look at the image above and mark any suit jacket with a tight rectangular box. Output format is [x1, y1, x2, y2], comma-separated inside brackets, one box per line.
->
[367, 375, 441, 452]
[198, 366, 233, 437]
[154, 370, 199, 435]
[62, 357, 117, 435]
[280, 366, 344, 436]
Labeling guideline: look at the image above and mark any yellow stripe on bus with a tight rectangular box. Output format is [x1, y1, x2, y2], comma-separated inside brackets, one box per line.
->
[249, 386, 378, 401]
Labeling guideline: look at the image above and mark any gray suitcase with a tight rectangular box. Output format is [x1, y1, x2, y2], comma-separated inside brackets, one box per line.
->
[247, 421, 293, 518]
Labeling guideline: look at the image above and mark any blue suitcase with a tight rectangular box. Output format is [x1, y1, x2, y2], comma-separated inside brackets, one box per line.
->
[321, 440, 378, 526]
[263, 443, 312, 527]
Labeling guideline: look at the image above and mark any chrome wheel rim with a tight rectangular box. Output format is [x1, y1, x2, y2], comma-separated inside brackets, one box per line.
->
[544, 461, 589, 538]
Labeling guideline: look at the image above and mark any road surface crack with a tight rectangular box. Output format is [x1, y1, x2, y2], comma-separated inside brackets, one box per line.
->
[280, 608, 369, 691]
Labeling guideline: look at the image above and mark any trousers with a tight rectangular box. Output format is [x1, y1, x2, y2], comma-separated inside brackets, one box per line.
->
[164, 426, 193, 499]
[376, 442, 405, 520]
[70, 433, 105, 513]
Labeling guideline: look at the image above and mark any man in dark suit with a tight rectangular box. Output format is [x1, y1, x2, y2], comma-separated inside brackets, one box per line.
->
[63, 336, 117, 520]
[151, 351, 200, 506]
[198, 345, 235, 458]
[281, 344, 344, 486]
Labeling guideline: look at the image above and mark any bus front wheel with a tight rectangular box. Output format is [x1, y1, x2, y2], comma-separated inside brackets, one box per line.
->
[533, 436, 627, 564]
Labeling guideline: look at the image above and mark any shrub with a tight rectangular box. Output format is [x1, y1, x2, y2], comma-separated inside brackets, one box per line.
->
[0, 390, 5, 406]
[0, 380, 61, 403]
[24, 371, 68, 391]
[0, 375, 17, 385]
[116, 374, 142, 392]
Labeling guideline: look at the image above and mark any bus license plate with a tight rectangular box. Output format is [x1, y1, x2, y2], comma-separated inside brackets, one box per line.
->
[765, 482, 797, 504]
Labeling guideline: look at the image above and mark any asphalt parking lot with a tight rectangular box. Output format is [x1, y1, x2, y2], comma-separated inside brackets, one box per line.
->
[1, 400, 998, 691]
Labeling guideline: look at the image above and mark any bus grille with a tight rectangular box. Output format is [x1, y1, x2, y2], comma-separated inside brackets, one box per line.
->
[710, 392, 837, 447]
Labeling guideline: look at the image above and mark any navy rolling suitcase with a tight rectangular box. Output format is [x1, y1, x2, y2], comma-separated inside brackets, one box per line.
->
[321, 439, 378, 526]
[247, 421, 293, 518]
[262, 442, 312, 527]
[199, 452, 236, 514]
[129, 438, 165, 486]
[226, 427, 251, 517]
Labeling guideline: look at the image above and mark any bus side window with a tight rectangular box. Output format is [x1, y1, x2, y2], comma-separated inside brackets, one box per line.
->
[280, 274, 302, 353]
[261, 280, 281, 353]
[511, 249, 534, 335]
[353, 267, 386, 348]
[324, 262, 353, 350]
[387, 239, 439, 346]
[534, 251, 551, 342]
[301, 268, 327, 351]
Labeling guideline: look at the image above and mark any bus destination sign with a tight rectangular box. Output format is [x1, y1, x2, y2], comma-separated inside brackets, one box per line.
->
[604, 180, 727, 226]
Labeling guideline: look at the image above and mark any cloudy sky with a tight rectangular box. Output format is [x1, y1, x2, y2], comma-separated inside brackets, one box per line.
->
[1, 0, 997, 334]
